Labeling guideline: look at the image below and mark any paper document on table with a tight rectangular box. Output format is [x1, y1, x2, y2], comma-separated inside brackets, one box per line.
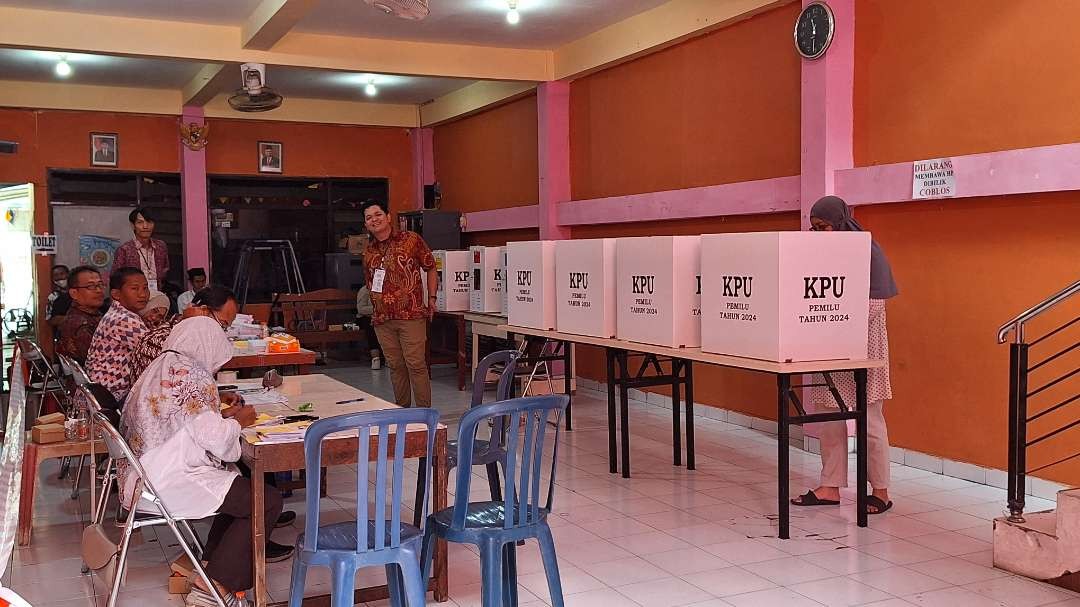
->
[238, 389, 288, 406]
[243, 420, 311, 444]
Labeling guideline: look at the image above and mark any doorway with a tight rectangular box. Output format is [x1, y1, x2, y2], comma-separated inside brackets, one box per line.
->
[0, 183, 35, 391]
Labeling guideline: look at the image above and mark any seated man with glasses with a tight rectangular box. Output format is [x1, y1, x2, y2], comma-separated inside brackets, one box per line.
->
[55, 265, 108, 364]
[126, 284, 239, 389]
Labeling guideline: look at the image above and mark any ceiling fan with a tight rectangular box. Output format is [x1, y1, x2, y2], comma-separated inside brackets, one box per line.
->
[363, 0, 430, 20]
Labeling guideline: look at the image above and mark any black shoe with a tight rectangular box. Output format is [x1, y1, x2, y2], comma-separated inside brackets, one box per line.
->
[266, 541, 294, 563]
[274, 510, 296, 528]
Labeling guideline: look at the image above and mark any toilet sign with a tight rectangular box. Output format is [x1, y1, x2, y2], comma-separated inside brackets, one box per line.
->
[912, 157, 956, 199]
[32, 234, 56, 256]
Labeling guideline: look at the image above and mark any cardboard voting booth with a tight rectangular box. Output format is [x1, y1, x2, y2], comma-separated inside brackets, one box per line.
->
[555, 238, 617, 338]
[469, 246, 504, 313]
[500, 246, 509, 314]
[434, 250, 471, 312]
[700, 231, 871, 362]
[616, 236, 702, 348]
[506, 241, 557, 330]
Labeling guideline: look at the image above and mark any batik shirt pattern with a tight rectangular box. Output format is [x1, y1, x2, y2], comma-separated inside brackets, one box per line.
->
[86, 301, 148, 404]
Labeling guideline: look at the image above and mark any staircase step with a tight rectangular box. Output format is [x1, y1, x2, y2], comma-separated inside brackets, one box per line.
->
[994, 512, 1062, 580]
[1007, 510, 1057, 537]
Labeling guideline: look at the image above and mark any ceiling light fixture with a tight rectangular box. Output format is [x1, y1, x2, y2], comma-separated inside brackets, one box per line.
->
[54, 57, 72, 78]
[365, 77, 378, 97]
[506, 0, 520, 25]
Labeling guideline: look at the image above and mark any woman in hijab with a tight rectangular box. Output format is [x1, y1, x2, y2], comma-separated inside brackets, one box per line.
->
[792, 195, 899, 515]
[119, 316, 286, 603]
[139, 290, 171, 327]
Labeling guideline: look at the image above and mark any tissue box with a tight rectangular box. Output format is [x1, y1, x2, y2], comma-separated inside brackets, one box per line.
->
[267, 333, 300, 353]
[700, 231, 871, 362]
[434, 250, 471, 312]
[616, 236, 701, 348]
[506, 241, 557, 330]
[469, 246, 504, 313]
[555, 239, 617, 338]
[32, 423, 66, 444]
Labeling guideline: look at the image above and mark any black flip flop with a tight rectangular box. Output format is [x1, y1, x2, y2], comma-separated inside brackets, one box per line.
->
[866, 495, 893, 515]
[791, 490, 840, 506]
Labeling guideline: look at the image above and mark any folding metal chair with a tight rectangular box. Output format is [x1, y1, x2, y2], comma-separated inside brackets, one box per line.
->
[77, 384, 228, 607]
[16, 338, 70, 419]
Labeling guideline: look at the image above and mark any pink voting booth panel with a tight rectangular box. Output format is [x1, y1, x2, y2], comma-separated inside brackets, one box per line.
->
[556, 238, 617, 338]
[616, 236, 702, 348]
[469, 246, 504, 313]
[701, 232, 870, 362]
[507, 241, 557, 330]
[435, 250, 471, 312]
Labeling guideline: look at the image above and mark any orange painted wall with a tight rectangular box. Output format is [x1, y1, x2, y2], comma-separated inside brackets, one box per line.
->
[464, 228, 540, 249]
[855, 0, 1080, 165]
[432, 95, 539, 214]
[854, 194, 1080, 478]
[569, 3, 801, 200]
[0, 108, 180, 343]
[205, 118, 415, 214]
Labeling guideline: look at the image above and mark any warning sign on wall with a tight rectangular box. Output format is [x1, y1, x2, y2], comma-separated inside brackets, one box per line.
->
[912, 158, 956, 200]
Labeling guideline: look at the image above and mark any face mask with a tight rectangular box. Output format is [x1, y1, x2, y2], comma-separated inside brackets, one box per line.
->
[55, 279, 68, 289]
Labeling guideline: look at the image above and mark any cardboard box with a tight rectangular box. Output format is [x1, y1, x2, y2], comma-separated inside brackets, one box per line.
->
[616, 236, 702, 348]
[700, 231, 871, 362]
[170, 553, 195, 578]
[434, 250, 471, 312]
[34, 412, 65, 426]
[168, 573, 192, 594]
[32, 423, 66, 444]
[506, 241, 557, 330]
[469, 246, 504, 313]
[555, 239, 617, 338]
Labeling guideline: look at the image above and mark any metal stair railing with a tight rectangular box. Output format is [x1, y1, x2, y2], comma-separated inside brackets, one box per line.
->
[998, 279, 1080, 523]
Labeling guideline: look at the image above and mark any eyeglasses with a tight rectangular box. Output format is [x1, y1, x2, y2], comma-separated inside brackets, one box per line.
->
[71, 282, 105, 291]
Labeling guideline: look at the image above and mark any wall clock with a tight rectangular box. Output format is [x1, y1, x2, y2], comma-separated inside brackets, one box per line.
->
[795, 2, 835, 59]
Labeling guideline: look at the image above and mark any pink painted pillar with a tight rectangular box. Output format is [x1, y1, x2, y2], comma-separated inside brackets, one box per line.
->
[536, 81, 571, 240]
[799, 0, 856, 434]
[410, 127, 434, 210]
[800, 0, 855, 228]
[180, 106, 211, 274]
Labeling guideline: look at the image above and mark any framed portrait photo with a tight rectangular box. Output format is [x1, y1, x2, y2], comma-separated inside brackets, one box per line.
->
[258, 140, 282, 174]
[90, 132, 118, 167]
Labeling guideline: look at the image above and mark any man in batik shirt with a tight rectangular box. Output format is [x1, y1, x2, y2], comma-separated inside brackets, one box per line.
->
[86, 267, 149, 404]
[361, 200, 437, 408]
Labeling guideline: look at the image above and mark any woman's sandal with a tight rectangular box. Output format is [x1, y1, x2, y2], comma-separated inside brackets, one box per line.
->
[866, 495, 893, 515]
[790, 490, 840, 506]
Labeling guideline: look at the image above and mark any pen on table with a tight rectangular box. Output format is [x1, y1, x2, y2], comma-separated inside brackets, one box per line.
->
[335, 398, 365, 405]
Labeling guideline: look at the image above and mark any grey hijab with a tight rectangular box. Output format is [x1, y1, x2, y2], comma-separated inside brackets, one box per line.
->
[811, 196, 899, 299]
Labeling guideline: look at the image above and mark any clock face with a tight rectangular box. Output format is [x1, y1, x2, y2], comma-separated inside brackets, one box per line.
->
[795, 2, 835, 59]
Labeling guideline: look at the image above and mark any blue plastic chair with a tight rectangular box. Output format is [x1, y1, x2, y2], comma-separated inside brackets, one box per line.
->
[421, 394, 570, 607]
[288, 407, 440, 607]
[413, 350, 519, 525]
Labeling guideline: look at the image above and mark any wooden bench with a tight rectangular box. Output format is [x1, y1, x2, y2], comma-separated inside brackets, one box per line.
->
[275, 288, 365, 354]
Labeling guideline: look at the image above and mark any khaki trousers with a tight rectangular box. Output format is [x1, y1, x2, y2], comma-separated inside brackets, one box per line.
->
[374, 318, 431, 408]
[817, 400, 891, 490]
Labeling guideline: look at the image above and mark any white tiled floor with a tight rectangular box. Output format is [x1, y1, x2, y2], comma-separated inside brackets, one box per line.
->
[4, 364, 1074, 607]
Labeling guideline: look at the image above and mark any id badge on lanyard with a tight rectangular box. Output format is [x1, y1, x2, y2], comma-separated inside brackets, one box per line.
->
[371, 267, 387, 293]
